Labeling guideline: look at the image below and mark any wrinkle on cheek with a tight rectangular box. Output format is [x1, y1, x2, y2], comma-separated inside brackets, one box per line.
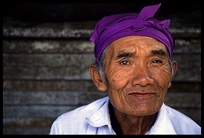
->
[149, 67, 171, 93]
[105, 66, 130, 107]
[151, 62, 171, 77]
[108, 67, 130, 86]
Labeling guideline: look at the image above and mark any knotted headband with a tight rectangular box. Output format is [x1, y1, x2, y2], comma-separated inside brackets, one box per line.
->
[90, 3, 175, 65]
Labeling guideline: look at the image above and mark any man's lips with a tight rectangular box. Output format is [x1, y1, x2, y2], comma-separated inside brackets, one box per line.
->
[128, 92, 156, 98]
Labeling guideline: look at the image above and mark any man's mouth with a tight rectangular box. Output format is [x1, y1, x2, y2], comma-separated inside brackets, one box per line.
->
[129, 92, 155, 98]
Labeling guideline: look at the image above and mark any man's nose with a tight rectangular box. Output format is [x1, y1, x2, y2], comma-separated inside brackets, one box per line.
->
[132, 65, 154, 87]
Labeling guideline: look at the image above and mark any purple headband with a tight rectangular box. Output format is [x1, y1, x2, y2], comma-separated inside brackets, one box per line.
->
[90, 3, 175, 65]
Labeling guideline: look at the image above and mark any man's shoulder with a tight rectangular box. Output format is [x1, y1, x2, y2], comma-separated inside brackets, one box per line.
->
[50, 96, 109, 134]
[165, 105, 201, 134]
[59, 96, 109, 120]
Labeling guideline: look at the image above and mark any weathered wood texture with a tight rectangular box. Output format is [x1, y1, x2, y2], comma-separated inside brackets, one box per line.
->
[3, 4, 201, 135]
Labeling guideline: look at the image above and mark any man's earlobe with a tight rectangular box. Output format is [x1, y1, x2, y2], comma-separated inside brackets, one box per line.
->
[170, 61, 178, 81]
[168, 82, 172, 88]
[168, 61, 178, 88]
[89, 64, 107, 91]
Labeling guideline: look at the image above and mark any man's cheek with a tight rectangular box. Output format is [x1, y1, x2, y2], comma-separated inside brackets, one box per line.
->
[107, 67, 130, 87]
[150, 65, 171, 78]
[149, 69, 170, 91]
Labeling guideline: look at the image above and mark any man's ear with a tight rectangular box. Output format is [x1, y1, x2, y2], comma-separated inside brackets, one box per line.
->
[89, 64, 107, 91]
[168, 61, 178, 88]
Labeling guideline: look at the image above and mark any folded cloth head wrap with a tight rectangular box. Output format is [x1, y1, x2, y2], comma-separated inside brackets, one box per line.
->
[90, 3, 175, 65]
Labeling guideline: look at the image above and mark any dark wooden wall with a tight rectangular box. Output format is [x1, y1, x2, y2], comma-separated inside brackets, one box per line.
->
[3, 3, 201, 134]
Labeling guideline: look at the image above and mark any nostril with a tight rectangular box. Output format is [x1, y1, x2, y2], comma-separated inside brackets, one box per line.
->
[132, 71, 154, 87]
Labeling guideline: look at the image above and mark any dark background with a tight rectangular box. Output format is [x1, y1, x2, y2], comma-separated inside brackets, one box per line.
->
[3, 3, 201, 134]
[3, 3, 201, 22]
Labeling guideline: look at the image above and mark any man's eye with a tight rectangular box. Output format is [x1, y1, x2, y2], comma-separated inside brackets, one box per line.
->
[120, 60, 130, 65]
[152, 60, 162, 64]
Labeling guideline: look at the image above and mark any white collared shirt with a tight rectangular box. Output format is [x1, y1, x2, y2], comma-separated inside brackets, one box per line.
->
[49, 96, 201, 135]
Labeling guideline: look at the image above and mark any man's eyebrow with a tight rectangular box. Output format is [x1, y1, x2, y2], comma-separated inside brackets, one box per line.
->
[151, 49, 167, 56]
[117, 51, 135, 58]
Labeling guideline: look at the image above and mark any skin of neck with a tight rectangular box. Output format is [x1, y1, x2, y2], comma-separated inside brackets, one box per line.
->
[112, 106, 157, 135]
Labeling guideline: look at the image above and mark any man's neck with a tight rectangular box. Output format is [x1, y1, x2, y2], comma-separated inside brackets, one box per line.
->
[109, 103, 157, 135]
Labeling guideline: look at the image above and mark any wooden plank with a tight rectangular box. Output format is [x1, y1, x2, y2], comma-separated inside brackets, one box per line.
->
[3, 20, 201, 38]
[3, 80, 98, 91]
[3, 91, 108, 105]
[3, 39, 200, 54]
[168, 81, 201, 93]
[3, 66, 91, 80]
[3, 53, 95, 67]
[3, 40, 94, 54]
[164, 92, 201, 108]
[169, 27, 201, 38]
[3, 105, 77, 118]
[3, 21, 96, 38]
[3, 127, 50, 135]
[3, 26, 201, 39]
[171, 54, 201, 68]
[3, 117, 54, 127]
[174, 39, 201, 54]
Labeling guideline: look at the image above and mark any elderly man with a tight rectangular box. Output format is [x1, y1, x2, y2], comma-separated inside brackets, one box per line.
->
[50, 4, 201, 134]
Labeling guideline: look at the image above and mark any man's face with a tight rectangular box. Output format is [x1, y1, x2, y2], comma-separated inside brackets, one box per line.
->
[104, 36, 173, 116]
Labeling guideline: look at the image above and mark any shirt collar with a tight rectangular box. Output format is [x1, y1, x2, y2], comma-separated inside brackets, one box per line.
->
[146, 103, 176, 134]
[85, 97, 115, 134]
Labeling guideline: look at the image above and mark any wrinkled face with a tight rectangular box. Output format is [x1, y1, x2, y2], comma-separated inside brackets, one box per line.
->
[104, 36, 173, 116]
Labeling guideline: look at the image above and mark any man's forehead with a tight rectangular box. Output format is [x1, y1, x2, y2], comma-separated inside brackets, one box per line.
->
[109, 36, 168, 53]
